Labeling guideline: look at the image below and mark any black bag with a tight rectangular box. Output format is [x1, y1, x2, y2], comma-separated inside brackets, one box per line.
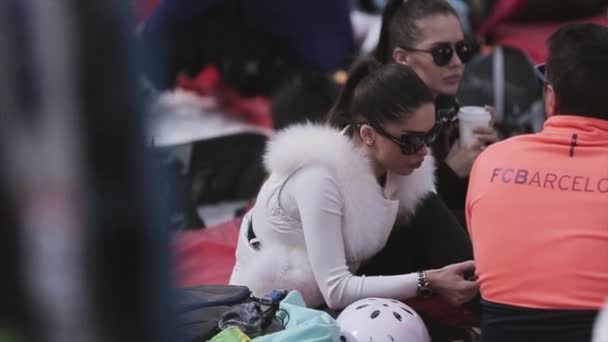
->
[188, 133, 267, 207]
[177, 285, 287, 341]
[177, 285, 253, 312]
[457, 45, 545, 138]
[177, 285, 251, 341]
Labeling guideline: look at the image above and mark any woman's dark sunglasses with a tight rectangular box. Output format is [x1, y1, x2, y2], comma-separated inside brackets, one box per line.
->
[356, 123, 439, 155]
[400, 41, 479, 67]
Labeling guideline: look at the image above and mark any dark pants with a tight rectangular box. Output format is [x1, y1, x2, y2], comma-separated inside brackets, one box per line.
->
[480, 299, 598, 342]
[357, 193, 474, 278]
[356, 193, 478, 342]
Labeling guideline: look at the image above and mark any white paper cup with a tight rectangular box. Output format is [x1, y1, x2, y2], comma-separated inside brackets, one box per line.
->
[458, 106, 491, 147]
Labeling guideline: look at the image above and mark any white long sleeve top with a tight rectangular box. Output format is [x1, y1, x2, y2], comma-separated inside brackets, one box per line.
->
[229, 124, 436, 309]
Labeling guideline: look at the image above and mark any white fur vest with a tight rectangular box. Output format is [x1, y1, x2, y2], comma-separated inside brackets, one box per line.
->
[230, 124, 436, 306]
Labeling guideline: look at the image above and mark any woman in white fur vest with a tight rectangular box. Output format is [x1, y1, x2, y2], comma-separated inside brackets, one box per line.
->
[230, 58, 478, 311]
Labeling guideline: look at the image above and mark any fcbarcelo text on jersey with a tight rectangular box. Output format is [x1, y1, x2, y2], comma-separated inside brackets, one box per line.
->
[490, 167, 608, 194]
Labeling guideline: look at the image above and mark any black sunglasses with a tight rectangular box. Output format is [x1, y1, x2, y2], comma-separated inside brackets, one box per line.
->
[400, 41, 479, 67]
[355, 122, 439, 155]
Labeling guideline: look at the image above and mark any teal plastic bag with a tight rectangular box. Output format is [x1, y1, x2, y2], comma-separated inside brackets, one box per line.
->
[253, 291, 340, 342]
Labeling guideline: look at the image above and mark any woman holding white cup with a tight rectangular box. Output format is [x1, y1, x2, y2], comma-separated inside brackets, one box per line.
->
[359, 1, 498, 340]
[373, 0, 500, 211]
[458, 106, 493, 148]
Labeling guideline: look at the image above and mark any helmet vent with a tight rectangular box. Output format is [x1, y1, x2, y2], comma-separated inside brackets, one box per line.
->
[370, 310, 381, 319]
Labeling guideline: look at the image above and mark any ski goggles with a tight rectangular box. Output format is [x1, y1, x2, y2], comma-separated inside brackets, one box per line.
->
[400, 41, 479, 67]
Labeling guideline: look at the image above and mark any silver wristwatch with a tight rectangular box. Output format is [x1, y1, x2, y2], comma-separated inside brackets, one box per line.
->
[417, 270, 433, 298]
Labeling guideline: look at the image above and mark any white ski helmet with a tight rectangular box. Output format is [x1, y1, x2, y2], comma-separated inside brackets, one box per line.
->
[337, 297, 431, 342]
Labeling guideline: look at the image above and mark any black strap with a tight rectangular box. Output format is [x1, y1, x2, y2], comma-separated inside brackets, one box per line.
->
[246, 218, 261, 250]
[570, 133, 578, 157]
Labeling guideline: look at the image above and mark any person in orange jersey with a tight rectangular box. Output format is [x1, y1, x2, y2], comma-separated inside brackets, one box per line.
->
[466, 23, 608, 342]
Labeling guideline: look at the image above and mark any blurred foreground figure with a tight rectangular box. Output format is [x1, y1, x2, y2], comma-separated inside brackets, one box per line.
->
[0, 1, 177, 341]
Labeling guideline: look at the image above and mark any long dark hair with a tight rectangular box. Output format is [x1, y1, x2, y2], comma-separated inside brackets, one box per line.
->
[327, 57, 433, 130]
[373, 0, 459, 63]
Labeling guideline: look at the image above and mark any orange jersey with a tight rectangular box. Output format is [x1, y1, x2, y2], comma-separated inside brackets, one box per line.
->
[466, 115, 608, 310]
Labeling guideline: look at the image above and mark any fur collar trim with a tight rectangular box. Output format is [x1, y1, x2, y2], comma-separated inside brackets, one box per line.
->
[264, 123, 436, 219]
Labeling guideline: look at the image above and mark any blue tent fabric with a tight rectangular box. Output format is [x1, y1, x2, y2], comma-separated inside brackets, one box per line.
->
[240, 0, 355, 73]
[142, 0, 355, 74]
[143, 0, 220, 35]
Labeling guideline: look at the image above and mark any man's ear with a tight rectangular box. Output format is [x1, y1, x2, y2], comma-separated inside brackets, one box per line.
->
[359, 124, 376, 146]
[392, 47, 409, 65]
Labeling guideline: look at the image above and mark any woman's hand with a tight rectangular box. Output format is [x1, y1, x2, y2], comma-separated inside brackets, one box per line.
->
[445, 106, 500, 178]
[478, 105, 500, 145]
[473, 126, 499, 146]
[426, 260, 478, 306]
[445, 139, 484, 178]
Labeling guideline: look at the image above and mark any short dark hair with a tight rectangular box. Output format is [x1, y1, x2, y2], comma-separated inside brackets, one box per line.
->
[373, 0, 459, 63]
[326, 57, 434, 129]
[546, 23, 608, 120]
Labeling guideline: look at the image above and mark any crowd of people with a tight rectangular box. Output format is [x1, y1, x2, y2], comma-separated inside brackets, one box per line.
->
[2, 1, 606, 341]
[222, 1, 608, 341]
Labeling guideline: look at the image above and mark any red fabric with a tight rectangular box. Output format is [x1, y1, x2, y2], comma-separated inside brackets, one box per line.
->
[405, 297, 480, 327]
[176, 66, 222, 96]
[176, 66, 274, 129]
[491, 15, 608, 64]
[172, 218, 240, 287]
[477, 0, 528, 39]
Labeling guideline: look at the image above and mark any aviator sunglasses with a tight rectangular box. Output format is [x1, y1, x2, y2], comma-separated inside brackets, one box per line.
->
[400, 41, 479, 67]
[355, 122, 440, 155]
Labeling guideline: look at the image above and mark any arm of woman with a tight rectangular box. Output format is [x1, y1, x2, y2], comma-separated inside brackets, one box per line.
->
[282, 166, 419, 309]
[439, 106, 499, 208]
